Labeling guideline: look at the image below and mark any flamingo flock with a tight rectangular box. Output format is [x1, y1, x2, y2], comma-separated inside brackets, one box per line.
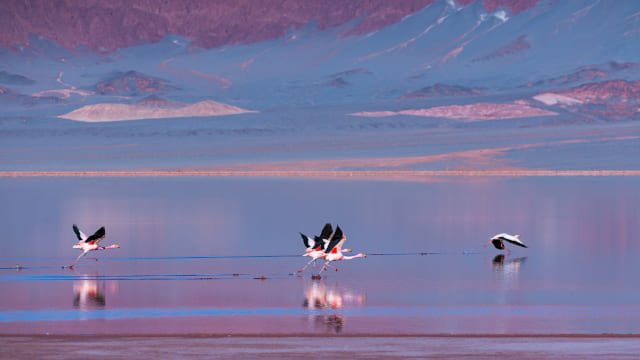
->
[298, 223, 366, 277]
[65, 221, 525, 273]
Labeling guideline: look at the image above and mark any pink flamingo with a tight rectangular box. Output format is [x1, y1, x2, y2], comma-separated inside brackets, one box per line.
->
[317, 226, 366, 275]
[298, 223, 333, 273]
[485, 233, 527, 254]
[69, 224, 119, 268]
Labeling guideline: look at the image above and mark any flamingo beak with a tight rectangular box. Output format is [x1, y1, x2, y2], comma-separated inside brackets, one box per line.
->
[363, 254, 367, 258]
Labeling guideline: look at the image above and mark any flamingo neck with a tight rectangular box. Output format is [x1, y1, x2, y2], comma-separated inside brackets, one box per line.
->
[344, 253, 365, 259]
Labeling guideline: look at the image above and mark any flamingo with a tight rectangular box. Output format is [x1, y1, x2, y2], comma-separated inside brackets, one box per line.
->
[485, 233, 527, 253]
[298, 223, 333, 273]
[69, 224, 119, 268]
[317, 226, 366, 275]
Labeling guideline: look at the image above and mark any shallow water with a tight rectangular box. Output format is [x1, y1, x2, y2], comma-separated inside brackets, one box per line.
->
[1, 176, 639, 335]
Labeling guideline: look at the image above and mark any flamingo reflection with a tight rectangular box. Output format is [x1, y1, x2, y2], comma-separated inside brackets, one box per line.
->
[492, 254, 527, 273]
[73, 278, 106, 308]
[303, 280, 365, 333]
[491, 254, 527, 293]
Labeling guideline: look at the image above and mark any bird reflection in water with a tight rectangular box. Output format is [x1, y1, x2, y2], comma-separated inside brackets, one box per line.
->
[72, 273, 119, 309]
[491, 254, 527, 291]
[492, 254, 527, 273]
[303, 280, 365, 333]
[73, 279, 106, 308]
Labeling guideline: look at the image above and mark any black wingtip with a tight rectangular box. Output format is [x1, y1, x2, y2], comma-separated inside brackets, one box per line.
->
[86, 226, 106, 242]
[324, 225, 345, 254]
[72, 224, 83, 241]
[333, 226, 343, 240]
[319, 223, 333, 240]
[300, 232, 310, 248]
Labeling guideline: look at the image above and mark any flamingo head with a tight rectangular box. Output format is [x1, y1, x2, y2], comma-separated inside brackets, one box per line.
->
[105, 244, 120, 249]
[343, 248, 352, 253]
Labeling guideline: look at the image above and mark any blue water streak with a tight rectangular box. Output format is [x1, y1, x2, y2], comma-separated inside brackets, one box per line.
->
[2, 306, 639, 322]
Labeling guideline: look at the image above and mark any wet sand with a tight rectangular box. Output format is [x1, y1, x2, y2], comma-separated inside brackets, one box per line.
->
[2, 335, 640, 359]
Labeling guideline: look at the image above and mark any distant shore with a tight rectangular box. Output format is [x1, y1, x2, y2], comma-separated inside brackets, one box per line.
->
[2, 170, 640, 179]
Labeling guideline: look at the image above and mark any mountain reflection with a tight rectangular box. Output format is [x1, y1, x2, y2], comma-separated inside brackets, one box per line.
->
[303, 281, 365, 333]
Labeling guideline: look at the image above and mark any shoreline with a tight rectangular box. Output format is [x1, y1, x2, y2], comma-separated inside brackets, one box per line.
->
[2, 170, 640, 178]
[2, 333, 640, 338]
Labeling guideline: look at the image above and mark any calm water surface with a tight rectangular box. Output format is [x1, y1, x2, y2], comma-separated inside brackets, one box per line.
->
[1, 176, 639, 335]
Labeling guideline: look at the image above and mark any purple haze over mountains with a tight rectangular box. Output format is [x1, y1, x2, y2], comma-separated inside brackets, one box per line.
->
[0, 0, 639, 171]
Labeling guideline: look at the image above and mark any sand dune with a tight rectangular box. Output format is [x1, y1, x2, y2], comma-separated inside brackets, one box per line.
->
[351, 103, 557, 120]
[59, 100, 257, 122]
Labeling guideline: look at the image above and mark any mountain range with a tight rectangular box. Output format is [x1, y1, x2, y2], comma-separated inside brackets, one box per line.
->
[0, 0, 638, 172]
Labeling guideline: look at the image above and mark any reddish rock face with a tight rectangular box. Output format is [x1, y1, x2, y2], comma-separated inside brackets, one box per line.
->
[398, 84, 482, 100]
[0, 0, 437, 53]
[93, 71, 175, 96]
[557, 80, 640, 103]
[0, 0, 547, 53]
[0, 85, 19, 96]
[474, 35, 531, 62]
[525, 63, 640, 88]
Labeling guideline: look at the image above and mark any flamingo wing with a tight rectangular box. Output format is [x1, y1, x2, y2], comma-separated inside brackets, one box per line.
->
[324, 226, 345, 253]
[73, 224, 87, 241]
[300, 233, 313, 248]
[503, 236, 527, 248]
[86, 227, 106, 243]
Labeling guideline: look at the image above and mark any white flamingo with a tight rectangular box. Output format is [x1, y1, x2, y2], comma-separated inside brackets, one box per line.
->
[69, 224, 119, 268]
[317, 226, 365, 275]
[485, 233, 527, 253]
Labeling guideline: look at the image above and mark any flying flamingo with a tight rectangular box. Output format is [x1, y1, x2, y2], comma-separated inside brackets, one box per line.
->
[298, 223, 333, 273]
[317, 226, 366, 276]
[69, 224, 119, 268]
[485, 233, 527, 254]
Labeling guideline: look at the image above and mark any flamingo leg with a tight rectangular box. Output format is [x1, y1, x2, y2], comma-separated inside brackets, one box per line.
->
[297, 258, 317, 273]
[70, 250, 89, 268]
[317, 260, 331, 275]
[325, 263, 339, 272]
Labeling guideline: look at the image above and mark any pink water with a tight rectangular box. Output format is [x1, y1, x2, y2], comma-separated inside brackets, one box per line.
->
[1, 176, 639, 336]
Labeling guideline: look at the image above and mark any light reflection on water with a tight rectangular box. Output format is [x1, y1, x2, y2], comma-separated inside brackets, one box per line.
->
[0, 177, 639, 334]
